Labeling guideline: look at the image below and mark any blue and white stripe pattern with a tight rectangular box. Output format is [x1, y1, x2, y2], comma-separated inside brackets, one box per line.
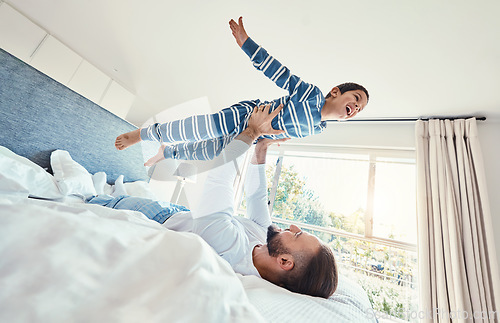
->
[86, 195, 189, 224]
[140, 37, 327, 160]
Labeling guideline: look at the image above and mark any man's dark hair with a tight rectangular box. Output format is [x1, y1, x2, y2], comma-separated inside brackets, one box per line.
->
[266, 225, 338, 298]
[279, 244, 338, 298]
[325, 82, 370, 102]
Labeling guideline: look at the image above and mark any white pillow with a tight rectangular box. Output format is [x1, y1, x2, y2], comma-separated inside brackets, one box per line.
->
[123, 180, 158, 200]
[92, 172, 113, 196]
[239, 274, 375, 322]
[0, 146, 62, 199]
[50, 150, 96, 198]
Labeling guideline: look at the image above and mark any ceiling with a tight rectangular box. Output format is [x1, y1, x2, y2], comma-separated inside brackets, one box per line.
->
[7, 0, 500, 121]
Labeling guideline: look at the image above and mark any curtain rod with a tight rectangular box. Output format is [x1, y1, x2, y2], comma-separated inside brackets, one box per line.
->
[326, 116, 486, 123]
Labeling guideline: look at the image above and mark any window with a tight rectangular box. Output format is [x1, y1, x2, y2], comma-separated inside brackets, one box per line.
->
[237, 144, 418, 321]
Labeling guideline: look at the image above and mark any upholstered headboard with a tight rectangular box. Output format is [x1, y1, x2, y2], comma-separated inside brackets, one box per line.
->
[0, 48, 150, 184]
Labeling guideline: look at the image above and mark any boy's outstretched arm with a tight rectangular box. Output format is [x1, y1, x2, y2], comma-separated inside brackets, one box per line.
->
[228, 17, 320, 104]
[229, 17, 248, 48]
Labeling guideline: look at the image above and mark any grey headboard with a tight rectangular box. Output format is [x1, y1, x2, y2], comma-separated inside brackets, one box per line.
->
[0, 48, 150, 184]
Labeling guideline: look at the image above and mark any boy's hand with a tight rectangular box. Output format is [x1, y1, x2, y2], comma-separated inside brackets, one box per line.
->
[229, 17, 249, 48]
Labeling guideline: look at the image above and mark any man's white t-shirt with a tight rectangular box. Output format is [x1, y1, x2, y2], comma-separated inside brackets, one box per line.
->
[163, 140, 271, 277]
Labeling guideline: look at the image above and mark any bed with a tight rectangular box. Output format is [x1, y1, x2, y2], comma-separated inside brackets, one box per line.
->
[0, 48, 376, 323]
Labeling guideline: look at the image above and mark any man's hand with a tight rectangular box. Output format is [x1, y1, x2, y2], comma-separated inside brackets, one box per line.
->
[252, 138, 290, 165]
[229, 17, 249, 48]
[247, 103, 285, 139]
[237, 104, 285, 145]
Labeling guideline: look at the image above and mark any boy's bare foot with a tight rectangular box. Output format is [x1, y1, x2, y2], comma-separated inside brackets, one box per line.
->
[115, 129, 141, 150]
[144, 144, 167, 167]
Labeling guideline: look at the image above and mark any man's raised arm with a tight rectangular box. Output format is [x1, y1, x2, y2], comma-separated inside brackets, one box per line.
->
[244, 138, 288, 228]
[194, 104, 284, 219]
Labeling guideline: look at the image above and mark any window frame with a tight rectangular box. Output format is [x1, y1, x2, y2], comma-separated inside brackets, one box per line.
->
[236, 143, 417, 252]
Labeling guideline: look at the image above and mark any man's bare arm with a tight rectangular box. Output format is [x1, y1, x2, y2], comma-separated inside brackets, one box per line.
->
[251, 138, 289, 165]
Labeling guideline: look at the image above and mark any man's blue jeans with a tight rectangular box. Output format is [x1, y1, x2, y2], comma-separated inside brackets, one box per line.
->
[86, 195, 189, 224]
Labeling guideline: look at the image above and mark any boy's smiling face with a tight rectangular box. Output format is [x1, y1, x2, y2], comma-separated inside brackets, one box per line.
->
[322, 87, 368, 121]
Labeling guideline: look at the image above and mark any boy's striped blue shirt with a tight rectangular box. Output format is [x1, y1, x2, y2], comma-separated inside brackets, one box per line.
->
[241, 37, 327, 139]
[140, 37, 328, 160]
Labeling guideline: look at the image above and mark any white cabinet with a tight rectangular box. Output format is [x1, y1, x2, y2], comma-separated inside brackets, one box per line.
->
[0, 2, 136, 120]
[0, 3, 47, 63]
[30, 35, 82, 85]
[100, 81, 135, 119]
[68, 60, 111, 104]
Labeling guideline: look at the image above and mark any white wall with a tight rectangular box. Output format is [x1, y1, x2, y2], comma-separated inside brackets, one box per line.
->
[291, 121, 416, 150]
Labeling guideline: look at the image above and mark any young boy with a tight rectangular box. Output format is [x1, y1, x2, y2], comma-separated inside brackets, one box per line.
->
[115, 17, 369, 165]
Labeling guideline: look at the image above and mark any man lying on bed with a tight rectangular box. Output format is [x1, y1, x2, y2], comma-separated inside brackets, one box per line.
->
[87, 104, 338, 298]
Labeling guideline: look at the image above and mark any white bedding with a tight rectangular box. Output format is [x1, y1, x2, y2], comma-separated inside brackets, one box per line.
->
[0, 196, 264, 323]
[240, 273, 375, 322]
[0, 147, 376, 322]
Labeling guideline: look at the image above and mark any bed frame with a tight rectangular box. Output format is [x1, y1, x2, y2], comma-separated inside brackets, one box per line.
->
[0, 48, 150, 184]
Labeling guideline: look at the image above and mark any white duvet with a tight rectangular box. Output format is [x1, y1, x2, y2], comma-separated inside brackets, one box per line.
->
[0, 197, 264, 323]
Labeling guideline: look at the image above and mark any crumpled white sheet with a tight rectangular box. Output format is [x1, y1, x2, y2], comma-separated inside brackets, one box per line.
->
[0, 197, 264, 323]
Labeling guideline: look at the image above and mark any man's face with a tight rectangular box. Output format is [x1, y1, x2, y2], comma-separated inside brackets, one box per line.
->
[267, 224, 321, 257]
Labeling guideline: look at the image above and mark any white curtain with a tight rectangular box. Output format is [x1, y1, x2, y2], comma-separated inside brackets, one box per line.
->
[416, 118, 500, 322]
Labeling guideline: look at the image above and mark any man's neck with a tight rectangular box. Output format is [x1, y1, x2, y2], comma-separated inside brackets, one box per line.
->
[252, 244, 280, 284]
